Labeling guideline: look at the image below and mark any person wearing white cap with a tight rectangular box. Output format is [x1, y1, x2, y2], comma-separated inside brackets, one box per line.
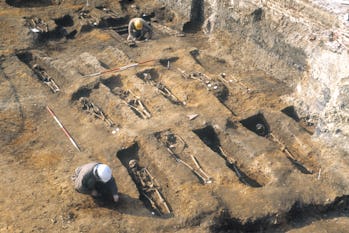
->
[127, 17, 153, 42]
[72, 162, 119, 203]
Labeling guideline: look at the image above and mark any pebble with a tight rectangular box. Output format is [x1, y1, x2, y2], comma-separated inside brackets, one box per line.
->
[112, 128, 119, 134]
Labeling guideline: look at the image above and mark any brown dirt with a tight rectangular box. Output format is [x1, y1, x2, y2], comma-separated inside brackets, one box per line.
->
[1, 1, 349, 233]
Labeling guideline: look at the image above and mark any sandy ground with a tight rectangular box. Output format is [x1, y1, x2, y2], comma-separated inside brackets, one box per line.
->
[1, 0, 349, 232]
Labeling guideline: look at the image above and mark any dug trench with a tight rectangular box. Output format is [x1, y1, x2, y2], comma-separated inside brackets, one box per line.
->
[193, 125, 264, 188]
[116, 142, 173, 217]
[16, 51, 66, 93]
[239, 112, 316, 175]
[0, 66, 26, 147]
[1, 0, 349, 232]
[210, 195, 349, 232]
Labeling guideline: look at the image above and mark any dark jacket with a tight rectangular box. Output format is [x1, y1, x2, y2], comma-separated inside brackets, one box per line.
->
[72, 162, 118, 200]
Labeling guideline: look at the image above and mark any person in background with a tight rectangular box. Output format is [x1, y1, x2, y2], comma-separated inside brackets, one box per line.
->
[127, 17, 153, 42]
[72, 162, 119, 203]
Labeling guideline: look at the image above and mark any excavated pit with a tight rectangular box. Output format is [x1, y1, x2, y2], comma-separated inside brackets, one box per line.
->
[0, 69, 25, 147]
[136, 68, 160, 81]
[78, 97, 116, 130]
[99, 76, 153, 119]
[282, 106, 300, 122]
[286, 156, 313, 175]
[117, 143, 140, 168]
[101, 75, 123, 91]
[159, 57, 179, 67]
[193, 125, 221, 154]
[193, 125, 263, 188]
[154, 129, 213, 184]
[16, 51, 62, 93]
[54, 15, 74, 27]
[240, 113, 270, 137]
[71, 82, 100, 101]
[240, 112, 314, 174]
[95, 7, 129, 28]
[116, 143, 172, 217]
[136, 68, 183, 105]
[1, 0, 349, 232]
[6, 0, 52, 7]
[211, 195, 349, 232]
[282, 106, 315, 135]
[24, 17, 69, 43]
[182, 0, 204, 33]
[210, 210, 275, 233]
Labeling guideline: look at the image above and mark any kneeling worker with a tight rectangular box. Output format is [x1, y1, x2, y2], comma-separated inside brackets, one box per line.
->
[72, 162, 119, 203]
[127, 17, 153, 41]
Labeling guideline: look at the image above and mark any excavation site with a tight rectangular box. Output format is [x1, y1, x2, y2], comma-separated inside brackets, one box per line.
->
[1, 0, 349, 232]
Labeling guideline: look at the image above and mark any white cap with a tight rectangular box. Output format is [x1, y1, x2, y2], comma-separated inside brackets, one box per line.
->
[94, 164, 112, 183]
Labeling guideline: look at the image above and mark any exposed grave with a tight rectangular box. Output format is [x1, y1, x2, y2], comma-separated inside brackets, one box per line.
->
[16, 51, 61, 93]
[6, 0, 53, 7]
[136, 69, 184, 105]
[193, 125, 263, 188]
[282, 105, 316, 135]
[155, 129, 212, 184]
[240, 112, 315, 174]
[79, 97, 117, 130]
[1, 0, 349, 232]
[117, 143, 171, 217]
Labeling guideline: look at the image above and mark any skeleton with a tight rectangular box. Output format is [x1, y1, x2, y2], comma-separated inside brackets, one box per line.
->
[100, 7, 119, 18]
[79, 97, 115, 127]
[218, 146, 255, 186]
[151, 23, 185, 37]
[78, 9, 99, 26]
[32, 64, 60, 93]
[218, 72, 251, 93]
[113, 88, 151, 119]
[157, 130, 212, 184]
[177, 68, 191, 79]
[179, 70, 237, 115]
[25, 16, 48, 33]
[179, 70, 230, 101]
[188, 72, 226, 93]
[268, 133, 313, 174]
[141, 73, 183, 105]
[178, 69, 229, 94]
[128, 160, 171, 215]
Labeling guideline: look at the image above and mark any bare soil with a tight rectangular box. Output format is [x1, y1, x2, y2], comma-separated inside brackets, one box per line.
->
[1, 1, 349, 233]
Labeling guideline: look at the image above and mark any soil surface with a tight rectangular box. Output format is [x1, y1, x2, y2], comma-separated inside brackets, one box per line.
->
[1, 1, 349, 232]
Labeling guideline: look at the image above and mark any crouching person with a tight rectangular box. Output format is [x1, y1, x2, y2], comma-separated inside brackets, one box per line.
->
[72, 162, 119, 203]
[127, 17, 153, 42]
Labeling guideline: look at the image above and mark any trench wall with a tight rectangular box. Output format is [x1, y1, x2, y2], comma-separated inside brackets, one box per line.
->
[158, 0, 349, 151]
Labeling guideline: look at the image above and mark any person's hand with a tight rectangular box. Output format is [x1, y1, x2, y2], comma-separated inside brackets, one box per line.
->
[113, 194, 119, 203]
[91, 190, 99, 197]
